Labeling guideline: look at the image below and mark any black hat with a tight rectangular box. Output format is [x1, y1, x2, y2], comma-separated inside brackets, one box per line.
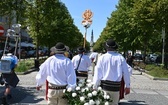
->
[105, 39, 118, 50]
[55, 42, 66, 53]
[77, 46, 85, 53]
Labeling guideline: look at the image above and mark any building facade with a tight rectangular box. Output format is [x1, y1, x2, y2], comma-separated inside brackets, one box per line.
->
[0, 16, 32, 50]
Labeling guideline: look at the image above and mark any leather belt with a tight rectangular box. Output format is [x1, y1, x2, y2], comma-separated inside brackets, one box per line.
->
[100, 80, 121, 91]
[76, 71, 88, 77]
[48, 86, 66, 90]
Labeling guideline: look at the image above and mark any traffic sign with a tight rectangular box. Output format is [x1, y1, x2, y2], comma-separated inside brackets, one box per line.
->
[0, 26, 4, 36]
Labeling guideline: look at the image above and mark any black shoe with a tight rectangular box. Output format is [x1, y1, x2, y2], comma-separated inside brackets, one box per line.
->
[6, 94, 12, 100]
[0, 80, 4, 85]
[1, 96, 7, 105]
[6, 94, 12, 104]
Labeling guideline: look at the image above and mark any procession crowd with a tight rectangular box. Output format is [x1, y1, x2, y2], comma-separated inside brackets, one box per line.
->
[0, 38, 132, 105]
[36, 38, 131, 105]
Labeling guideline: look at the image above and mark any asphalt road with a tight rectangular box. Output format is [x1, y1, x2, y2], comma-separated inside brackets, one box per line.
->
[0, 65, 168, 105]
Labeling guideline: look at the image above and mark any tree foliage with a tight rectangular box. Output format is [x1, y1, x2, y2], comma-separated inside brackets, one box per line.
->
[94, 0, 168, 56]
[0, 0, 27, 26]
[0, 0, 88, 53]
[26, 0, 84, 50]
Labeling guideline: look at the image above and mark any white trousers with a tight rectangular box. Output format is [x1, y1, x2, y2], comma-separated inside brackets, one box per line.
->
[47, 83, 67, 105]
[103, 90, 120, 105]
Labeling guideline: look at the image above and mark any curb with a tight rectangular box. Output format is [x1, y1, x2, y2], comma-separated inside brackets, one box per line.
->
[142, 72, 168, 81]
[133, 68, 168, 81]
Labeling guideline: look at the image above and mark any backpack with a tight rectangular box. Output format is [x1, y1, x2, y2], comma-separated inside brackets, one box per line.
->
[0, 56, 15, 73]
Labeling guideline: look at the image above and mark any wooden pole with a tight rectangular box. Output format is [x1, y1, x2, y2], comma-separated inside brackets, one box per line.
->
[83, 27, 87, 48]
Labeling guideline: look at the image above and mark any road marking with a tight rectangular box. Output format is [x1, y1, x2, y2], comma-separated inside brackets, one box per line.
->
[133, 89, 158, 94]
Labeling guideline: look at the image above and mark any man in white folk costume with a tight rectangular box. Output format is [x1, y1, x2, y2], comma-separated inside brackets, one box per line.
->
[72, 46, 91, 84]
[36, 42, 76, 105]
[93, 39, 130, 105]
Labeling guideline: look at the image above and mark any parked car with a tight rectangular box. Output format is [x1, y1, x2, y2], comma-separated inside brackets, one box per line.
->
[27, 50, 36, 57]
[17, 49, 27, 59]
[38, 50, 44, 56]
[149, 54, 158, 62]
[134, 53, 143, 60]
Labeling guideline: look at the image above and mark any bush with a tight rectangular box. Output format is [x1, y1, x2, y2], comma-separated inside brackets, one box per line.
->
[145, 64, 168, 78]
[15, 58, 47, 72]
[15, 62, 28, 72]
[15, 59, 34, 72]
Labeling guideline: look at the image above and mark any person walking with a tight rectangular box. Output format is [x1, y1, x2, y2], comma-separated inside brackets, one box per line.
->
[89, 49, 98, 75]
[72, 46, 91, 84]
[126, 52, 134, 67]
[0, 52, 19, 104]
[36, 42, 76, 105]
[92, 39, 130, 105]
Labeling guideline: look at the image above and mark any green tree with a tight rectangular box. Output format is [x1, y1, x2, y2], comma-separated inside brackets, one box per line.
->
[94, 0, 167, 58]
[26, 0, 85, 59]
[0, 0, 27, 26]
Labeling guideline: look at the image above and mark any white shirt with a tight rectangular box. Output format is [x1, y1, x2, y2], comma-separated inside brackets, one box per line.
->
[36, 54, 76, 89]
[93, 51, 130, 89]
[72, 54, 91, 71]
[127, 64, 133, 75]
[89, 52, 98, 63]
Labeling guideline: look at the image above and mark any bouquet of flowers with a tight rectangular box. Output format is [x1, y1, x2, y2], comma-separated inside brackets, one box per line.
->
[63, 79, 112, 105]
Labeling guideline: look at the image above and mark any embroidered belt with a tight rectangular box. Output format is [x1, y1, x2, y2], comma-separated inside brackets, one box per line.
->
[100, 80, 121, 91]
[48, 85, 66, 90]
[76, 71, 88, 77]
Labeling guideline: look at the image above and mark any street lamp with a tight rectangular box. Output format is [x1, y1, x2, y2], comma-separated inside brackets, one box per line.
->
[3, 29, 15, 56]
[12, 24, 21, 34]
[153, 24, 165, 65]
[82, 10, 93, 48]
[162, 24, 165, 65]
[82, 21, 91, 48]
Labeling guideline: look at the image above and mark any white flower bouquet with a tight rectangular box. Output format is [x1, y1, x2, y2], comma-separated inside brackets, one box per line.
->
[63, 79, 112, 105]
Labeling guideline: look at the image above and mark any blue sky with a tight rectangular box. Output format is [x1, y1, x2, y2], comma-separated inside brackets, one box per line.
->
[60, 0, 119, 42]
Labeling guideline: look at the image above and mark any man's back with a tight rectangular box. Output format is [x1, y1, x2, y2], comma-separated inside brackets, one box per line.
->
[97, 52, 126, 81]
[72, 54, 91, 71]
[36, 53, 76, 89]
